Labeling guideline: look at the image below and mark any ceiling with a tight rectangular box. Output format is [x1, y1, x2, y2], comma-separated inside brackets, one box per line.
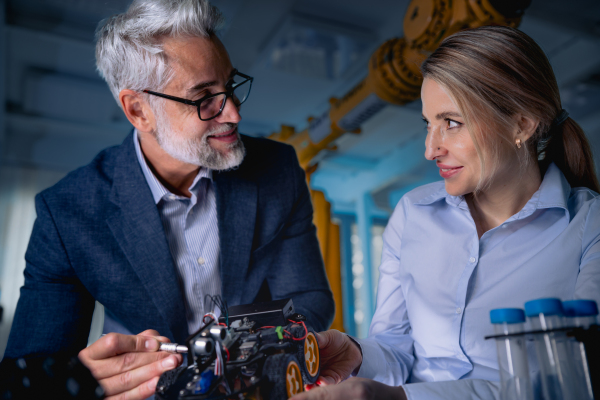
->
[2, 0, 600, 215]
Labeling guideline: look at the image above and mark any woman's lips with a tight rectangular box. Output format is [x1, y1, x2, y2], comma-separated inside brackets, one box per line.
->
[438, 165, 463, 179]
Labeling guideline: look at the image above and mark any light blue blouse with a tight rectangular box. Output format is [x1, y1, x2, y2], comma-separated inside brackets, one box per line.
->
[355, 164, 600, 399]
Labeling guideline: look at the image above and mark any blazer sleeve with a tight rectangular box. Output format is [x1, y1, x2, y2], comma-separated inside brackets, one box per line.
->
[264, 147, 335, 332]
[4, 192, 95, 358]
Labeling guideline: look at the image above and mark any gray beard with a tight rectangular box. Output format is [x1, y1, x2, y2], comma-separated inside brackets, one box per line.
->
[154, 110, 245, 170]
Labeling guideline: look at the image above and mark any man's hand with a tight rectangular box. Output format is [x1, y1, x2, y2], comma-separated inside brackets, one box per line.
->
[78, 329, 183, 400]
[315, 330, 363, 385]
[291, 377, 407, 400]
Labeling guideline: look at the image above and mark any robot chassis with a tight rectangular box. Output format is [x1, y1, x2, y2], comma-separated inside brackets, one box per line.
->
[155, 299, 321, 400]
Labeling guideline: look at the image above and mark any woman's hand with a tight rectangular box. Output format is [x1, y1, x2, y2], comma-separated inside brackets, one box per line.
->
[291, 378, 407, 400]
[315, 330, 363, 385]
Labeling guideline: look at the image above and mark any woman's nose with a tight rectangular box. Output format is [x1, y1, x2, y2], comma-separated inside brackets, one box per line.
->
[424, 130, 445, 160]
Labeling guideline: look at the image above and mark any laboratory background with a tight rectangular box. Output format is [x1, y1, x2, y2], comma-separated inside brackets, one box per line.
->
[1, 0, 600, 359]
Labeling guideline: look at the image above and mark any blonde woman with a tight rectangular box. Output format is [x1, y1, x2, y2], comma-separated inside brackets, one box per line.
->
[293, 26, 600, 400]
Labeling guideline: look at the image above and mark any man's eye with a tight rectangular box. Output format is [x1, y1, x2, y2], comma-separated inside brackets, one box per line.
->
[194, 92, 210, 101]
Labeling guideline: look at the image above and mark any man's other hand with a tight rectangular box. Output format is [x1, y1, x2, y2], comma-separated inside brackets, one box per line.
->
[291, 377, 408, 400]
[315, 330, 363, 386]
[78, 329, 183, 400]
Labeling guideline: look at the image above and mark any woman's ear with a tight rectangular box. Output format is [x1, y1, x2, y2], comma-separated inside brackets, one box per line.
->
[515, 114, 539, 142]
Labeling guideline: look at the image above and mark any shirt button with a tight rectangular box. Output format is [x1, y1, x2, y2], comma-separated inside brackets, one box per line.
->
[501, 224, 507, 228]
[456, 307, 462, 314]
[168, 194, 177, 200]
[469, 257, 476, 263]
[197, 257, 205, 265]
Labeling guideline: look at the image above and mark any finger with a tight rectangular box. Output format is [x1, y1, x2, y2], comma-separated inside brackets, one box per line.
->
[315, 330, 342, 349]
[291, 386, 326, 400]
[100, 354, 180, 397]
[82, 333, 161, 362]
[88, 350, 177, 380]
[317, 376, 337, 386]
[104, 376, 160, 400]
[137, 330, 171, 344]
[137, 329, 160, 336]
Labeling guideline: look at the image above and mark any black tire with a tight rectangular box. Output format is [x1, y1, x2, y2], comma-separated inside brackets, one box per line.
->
[262, 354, 304, 399]
[295, 330, 320, 384]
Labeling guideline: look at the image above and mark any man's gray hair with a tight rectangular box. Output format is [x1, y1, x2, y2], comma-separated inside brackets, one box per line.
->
[95, 0, 223, 105]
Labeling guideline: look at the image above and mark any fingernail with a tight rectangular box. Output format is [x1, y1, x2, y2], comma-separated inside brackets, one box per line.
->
[162, 357, 175, 369]
[145, 339, 156, 350]
[148, 377, 159, 390]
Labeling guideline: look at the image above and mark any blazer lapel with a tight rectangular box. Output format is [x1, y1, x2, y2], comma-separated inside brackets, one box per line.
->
[214, 168, 257, 306]
[106, 135, 188, 342]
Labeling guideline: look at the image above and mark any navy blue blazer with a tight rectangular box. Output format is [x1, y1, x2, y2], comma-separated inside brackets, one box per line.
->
[5, 133, 334, 357]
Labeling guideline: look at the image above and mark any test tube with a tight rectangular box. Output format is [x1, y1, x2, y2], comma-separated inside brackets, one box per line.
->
[490, 308, 534, 400]
[525, 298, 578, 400]
[563, 299, 598, 400]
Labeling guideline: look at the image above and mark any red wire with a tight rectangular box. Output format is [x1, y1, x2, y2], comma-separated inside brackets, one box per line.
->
[218, 322, 227, 326]
[288, 320, 308, 341]
[224, 346, 230, 361]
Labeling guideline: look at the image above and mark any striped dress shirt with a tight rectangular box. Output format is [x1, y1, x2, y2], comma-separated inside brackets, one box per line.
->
[134, 130, 222, 334]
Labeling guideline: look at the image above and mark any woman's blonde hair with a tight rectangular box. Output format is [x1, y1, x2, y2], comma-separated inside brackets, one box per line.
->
[421, 25, 599, 192]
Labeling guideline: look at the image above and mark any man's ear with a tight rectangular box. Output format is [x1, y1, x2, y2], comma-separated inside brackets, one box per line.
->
[119, 90, 156, 133]
[515, 113, 539, 143]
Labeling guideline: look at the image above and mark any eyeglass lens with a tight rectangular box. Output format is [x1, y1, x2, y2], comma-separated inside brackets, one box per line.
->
[198, 78, 252, 120]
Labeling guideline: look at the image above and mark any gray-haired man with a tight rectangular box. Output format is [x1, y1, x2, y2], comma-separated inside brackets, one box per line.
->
[5, 1, 334, 398]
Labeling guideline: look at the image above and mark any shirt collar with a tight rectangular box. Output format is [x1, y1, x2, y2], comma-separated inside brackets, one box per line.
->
[133, 129, 212, 205]
[414, 163, 571, 216]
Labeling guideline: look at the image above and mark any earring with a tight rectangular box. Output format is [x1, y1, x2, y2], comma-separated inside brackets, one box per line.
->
[515, 138, 522, 149]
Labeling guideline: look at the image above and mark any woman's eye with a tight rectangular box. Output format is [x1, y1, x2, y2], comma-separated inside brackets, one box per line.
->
[446, 119, 461, 129]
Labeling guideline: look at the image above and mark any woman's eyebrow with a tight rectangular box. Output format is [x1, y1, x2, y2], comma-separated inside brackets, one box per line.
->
[435, 111, 462, 120]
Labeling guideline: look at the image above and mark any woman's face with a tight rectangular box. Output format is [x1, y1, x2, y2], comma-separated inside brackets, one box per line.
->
[421, 78, 487, 196]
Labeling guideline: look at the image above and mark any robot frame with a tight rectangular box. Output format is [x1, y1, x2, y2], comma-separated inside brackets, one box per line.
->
[155, 298, 321, 400]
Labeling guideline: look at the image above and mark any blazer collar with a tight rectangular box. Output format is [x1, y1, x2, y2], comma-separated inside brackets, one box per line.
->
[106, 132, 188, 342]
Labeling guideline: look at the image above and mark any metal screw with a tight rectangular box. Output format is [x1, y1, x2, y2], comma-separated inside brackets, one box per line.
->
[180, 390, 186, 395]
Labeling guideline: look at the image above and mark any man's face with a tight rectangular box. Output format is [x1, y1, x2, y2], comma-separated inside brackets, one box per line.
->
[152, 35, 245, 170]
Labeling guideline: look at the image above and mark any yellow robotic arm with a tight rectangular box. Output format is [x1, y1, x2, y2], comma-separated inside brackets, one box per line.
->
[270, 0, 530, 168]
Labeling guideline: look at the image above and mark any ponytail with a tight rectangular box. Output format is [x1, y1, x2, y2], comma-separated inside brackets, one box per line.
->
[539, 116, 600, 193]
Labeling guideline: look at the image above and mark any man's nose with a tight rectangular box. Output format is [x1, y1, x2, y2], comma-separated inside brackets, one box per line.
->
[216, 95, 242, 124]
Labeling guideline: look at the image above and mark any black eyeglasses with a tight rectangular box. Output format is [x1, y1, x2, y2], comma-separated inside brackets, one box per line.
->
[143, 69, 253, 121]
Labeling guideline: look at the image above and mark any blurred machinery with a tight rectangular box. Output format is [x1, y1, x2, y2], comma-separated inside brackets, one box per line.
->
[269, 0, 532, 332]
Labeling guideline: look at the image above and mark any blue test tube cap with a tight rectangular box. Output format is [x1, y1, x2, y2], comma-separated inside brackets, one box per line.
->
[524, 298, 563, 317]
[490, 308, 526, 324]
[562, 300, 599, 317]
